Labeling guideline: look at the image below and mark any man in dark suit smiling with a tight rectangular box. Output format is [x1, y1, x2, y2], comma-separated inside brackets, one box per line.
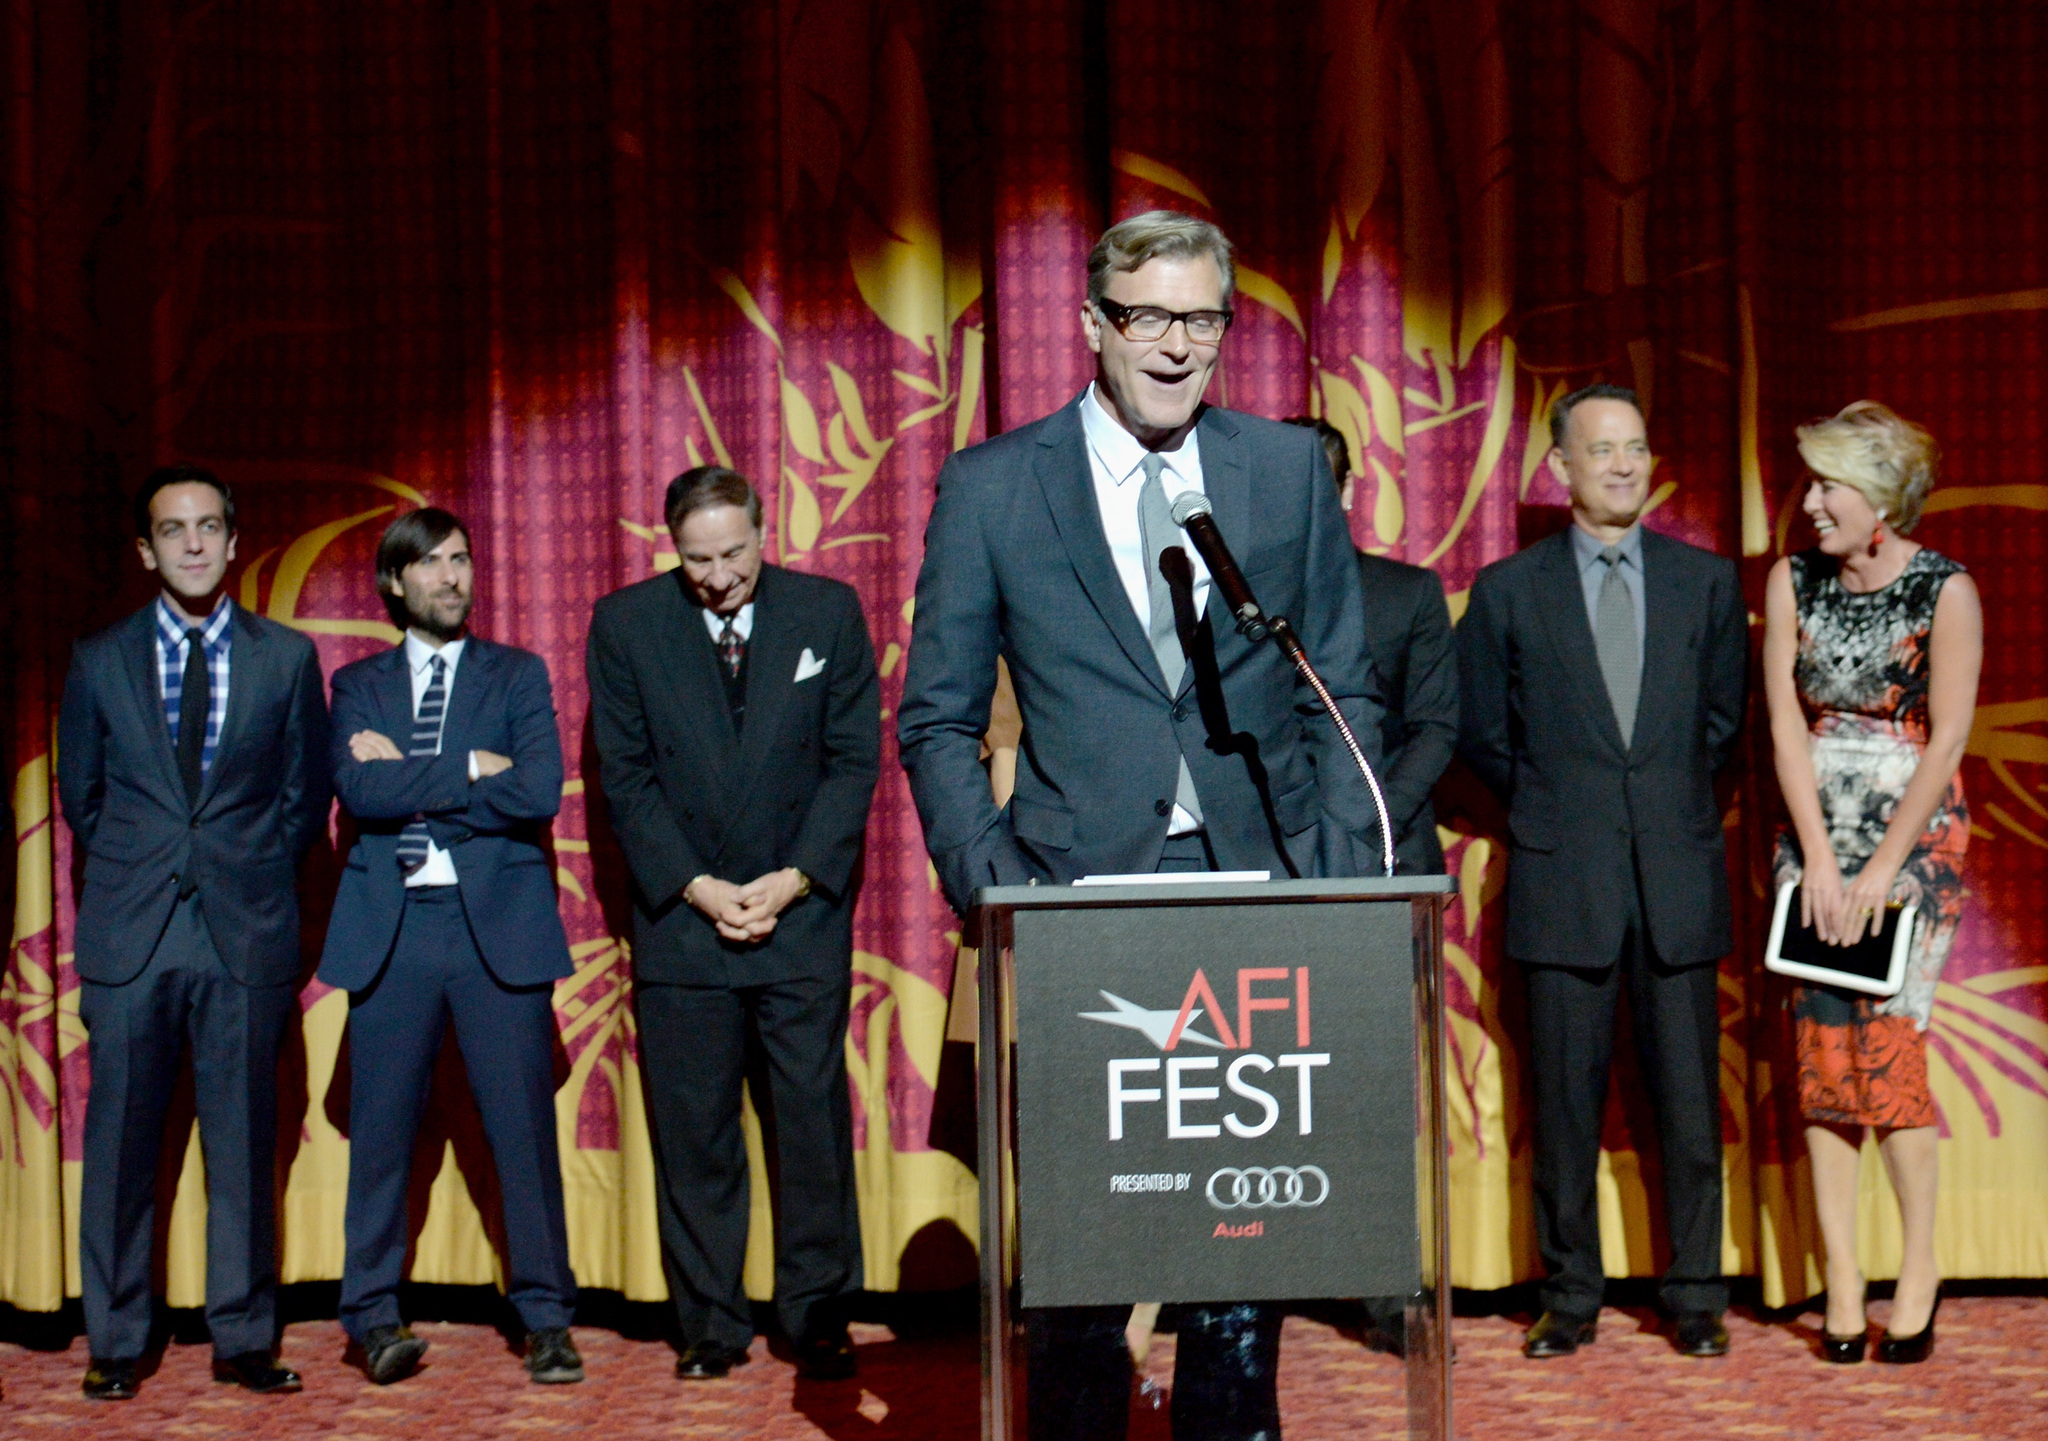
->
[588, 467, 879, 1383]
[1458, 384, 1747, 1360]
[59, 466, 329, 1401]
[320, 508, 582, 1387]
[899, 211, 1385, 1441]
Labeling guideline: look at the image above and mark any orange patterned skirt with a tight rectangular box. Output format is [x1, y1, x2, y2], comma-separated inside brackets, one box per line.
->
[1793, 985, 1936, 1129]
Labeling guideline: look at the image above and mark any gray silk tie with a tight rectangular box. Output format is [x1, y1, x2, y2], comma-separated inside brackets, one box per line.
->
[1595, 546, 1640, 746]
[1138, 453, 1203, 825]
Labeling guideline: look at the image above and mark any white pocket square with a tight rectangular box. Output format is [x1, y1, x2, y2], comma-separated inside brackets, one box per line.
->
[793, 648, 827, 683]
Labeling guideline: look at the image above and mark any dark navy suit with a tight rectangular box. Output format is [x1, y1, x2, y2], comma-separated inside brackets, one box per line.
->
[318, 634, 576, 1341]
[899, 395, 1386, 1441]
[57, 601, 329, 1362]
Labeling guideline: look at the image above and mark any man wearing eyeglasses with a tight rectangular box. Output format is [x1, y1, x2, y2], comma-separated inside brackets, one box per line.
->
[900, 211, 1385, 1441]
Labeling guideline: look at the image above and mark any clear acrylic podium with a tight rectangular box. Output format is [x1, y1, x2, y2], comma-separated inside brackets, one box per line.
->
[972, 876, 1454, 1441]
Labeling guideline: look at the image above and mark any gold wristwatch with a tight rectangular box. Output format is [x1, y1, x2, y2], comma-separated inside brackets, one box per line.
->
[792, 869, 812, 899]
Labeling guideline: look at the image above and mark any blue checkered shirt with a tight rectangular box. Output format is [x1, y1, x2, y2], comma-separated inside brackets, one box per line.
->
[155, 595, 233, 778]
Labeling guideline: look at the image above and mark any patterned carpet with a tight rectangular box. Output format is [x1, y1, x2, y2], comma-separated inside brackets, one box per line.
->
[1, 1294, 2043, 1439]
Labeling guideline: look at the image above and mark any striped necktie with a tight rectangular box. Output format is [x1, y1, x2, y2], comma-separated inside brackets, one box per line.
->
[395, 654, 448, 874]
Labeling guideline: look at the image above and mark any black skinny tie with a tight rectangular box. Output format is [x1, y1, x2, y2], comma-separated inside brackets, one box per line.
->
[176, 627, 208, 809]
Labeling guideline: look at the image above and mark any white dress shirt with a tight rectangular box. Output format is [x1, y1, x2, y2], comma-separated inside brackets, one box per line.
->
[1079, 383, 1212, 834]
[403, 630, 471, 888]
[700, 601, 756, 643]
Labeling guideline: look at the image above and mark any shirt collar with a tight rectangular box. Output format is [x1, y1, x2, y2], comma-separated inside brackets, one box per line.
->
[404, 629, 467, 675]
[1570, 520, 1644, 572]
[704, 601, 755, 642]
[155, 594, 233, 651]
[1080, 382, 1200, 487]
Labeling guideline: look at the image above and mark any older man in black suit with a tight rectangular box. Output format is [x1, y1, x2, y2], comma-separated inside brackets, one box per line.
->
[58, 467, 330, 1402]
[899, 211, 1385, 1441]
[1458, 384, 1748, 1360]
[588, 467, 879, 1383]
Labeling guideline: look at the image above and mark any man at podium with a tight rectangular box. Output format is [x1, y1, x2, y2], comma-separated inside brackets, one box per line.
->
[900, 210, 1387, 1440]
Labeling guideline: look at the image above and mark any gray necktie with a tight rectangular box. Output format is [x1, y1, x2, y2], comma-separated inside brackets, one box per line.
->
[1138, 453, 1202, 825]
[1595, 546, 1640, 746]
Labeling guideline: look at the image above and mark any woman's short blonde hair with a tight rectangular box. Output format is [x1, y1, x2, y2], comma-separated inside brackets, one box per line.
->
[1795, 400, 1940, 533]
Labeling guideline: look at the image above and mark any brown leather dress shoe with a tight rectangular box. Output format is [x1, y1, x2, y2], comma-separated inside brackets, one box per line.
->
[212, 1351, 304, 1393]
[1523, 1310, 1598, 1358]
[82, 1358, 140, 1401]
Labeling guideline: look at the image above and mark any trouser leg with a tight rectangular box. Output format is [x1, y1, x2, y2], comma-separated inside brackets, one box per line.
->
[339, 898, 452, 1342]
[445, 932, 576, 1334]
[1171, 1303, 1284, 1441]
[79, 947, 191, 1361]
[1627, 951, 1727, 1315]
[637, 981, 754, 1350]
[1524, 959, 1623, 1316]
[183, 933, 295, 1359]
[1026, 1305, 1132, 1441]
[748, 974, 861, 1341]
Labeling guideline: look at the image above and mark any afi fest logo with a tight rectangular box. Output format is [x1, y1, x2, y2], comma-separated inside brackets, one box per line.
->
[1082, 966, 1332, 1237]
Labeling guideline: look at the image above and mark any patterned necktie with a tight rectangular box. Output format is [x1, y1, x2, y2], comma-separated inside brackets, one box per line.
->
[1137, 453, 1203, 825]
[395, 654, 448, 874]
[717, 614, 745, 679]
[1594, 546, 1641, 746]
[176, 627, 209, 809]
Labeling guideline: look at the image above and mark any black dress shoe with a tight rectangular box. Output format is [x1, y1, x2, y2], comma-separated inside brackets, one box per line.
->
[1820, 1329, 1868, 1364]
[212, 1351, 303, 1393]
[794, 1323, 858, 1381]
[1673, 1311, 1730, 1357]
[1876, 1286, 1941, 1364]
[525, 1326, 585, 1384]
[82, 1358, 139, 1402]
[675, 1339, 751, 1379]
[362, 1324, 430, 1385]
[1523, 1311, 1598, 1358]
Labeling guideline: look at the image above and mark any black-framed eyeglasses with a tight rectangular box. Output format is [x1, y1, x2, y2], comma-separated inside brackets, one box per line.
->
[1094, 296, 1234, 344]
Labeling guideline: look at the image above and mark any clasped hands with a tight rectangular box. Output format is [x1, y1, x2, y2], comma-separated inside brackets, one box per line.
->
[684, 869, 806, 943]
[1798, 850, 1902, 948]
[348, 730, 512, 777]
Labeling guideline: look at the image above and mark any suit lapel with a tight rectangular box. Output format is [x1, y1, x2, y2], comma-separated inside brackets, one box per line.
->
[119, 606, 184, 799]
[1033, 400, 1174, 699]
[1191, 407, 1248, 700]
[1634, 532, 1686, 757]
[737, 567, 802, 782]
[438, 635, 495, 762]
[1532, 532, 1628, 760]
[380, 644, 415, 745]
[195, 604, 262, 809]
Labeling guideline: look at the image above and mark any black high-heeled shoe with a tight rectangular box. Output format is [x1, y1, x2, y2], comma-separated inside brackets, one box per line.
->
[1875, 1284, 1942, 1364]
[1820, 1329, 1867, 1364]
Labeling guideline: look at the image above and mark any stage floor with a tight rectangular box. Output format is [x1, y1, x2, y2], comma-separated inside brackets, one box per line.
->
[2, 1295, 2042, 1438]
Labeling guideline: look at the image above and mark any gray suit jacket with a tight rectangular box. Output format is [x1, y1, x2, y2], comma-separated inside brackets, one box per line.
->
[1456, 527, 1748, 968]
[57, 601, 331, 986]
[899, 397, 1388, 912]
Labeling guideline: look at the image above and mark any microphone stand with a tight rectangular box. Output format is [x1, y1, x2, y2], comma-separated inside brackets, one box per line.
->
[1259, 615, 1398, 880]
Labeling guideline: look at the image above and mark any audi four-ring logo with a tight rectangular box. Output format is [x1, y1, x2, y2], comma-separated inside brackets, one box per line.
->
[1205, 1166, 1330, 1210]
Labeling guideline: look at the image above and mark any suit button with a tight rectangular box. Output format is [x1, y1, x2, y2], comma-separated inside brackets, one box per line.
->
[1172, 704, 1188, 723]
[1155, 799, 1172, 817]
[190, 817, 201, 829]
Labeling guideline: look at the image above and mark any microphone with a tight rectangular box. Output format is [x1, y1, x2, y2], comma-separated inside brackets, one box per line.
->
[1169, 491, 1268, 641]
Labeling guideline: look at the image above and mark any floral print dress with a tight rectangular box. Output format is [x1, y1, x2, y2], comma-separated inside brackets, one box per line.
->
[1773, 547, 1969, 1129]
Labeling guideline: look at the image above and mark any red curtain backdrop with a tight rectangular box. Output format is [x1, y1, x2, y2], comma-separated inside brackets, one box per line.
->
[4, 0, 2044, 1309]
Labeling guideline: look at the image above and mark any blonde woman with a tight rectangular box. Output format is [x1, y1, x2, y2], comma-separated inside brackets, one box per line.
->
[1763, 401, 1982, 1365]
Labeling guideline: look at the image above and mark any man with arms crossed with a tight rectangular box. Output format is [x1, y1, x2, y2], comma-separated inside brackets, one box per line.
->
[319, 508, 582, 1386]
[588, 467, 879, 1383]
[899, 212, 1386, 1441]
[1457, 384, 1747, 1359]
[59, 466, 330, 1400]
